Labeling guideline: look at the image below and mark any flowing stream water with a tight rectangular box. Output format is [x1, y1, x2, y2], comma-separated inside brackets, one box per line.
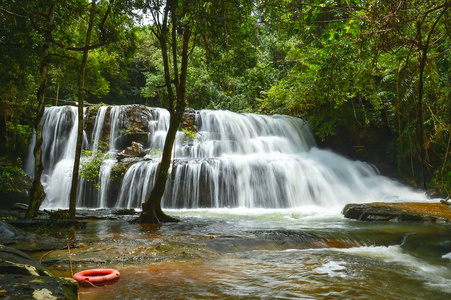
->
[24, 105, 451, 299]
[38, 209, 451, 299]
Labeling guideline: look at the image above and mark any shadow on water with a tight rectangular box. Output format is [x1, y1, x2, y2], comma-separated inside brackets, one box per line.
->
[31, 209, 451, 300]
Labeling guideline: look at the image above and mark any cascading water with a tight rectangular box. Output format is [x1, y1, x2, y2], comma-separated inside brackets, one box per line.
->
[26, 105, 427, 210]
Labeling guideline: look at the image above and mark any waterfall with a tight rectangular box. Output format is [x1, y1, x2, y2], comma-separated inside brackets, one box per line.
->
[28, 105, 426, 210]
[23, 132, 36, 178]
[90, 106, 108, 153]
[39, 106, 79, 208]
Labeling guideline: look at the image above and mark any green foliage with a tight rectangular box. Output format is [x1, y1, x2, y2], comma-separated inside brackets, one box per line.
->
[79, 150, 105, 189]
[181, 126, 198, 145]
[1, 0, 450, 191]
[110, 161, 132, 181]
[0, 162, 27, 193]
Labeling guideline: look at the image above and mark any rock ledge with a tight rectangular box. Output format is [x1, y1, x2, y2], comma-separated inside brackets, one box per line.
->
[342, 202, 451, 223]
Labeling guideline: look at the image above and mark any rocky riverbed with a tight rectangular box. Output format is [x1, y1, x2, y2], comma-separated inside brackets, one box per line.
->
[0, 221, 78, 299]
[1, 200, 450, 299]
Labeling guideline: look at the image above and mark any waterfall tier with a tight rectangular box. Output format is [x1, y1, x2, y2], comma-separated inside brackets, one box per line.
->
[26, 105, 426, 209]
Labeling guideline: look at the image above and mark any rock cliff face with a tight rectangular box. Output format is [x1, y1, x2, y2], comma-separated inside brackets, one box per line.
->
[84, 104, 154, 150]
[84, 104, 198, 150]
[342, 202, 451, 223]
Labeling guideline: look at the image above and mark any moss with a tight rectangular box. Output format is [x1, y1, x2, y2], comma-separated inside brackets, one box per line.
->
[59, 278, 79, 300]
[344, 202, 451, 223]
[110, 161, 134, 181]
[376, 202, 451, 220]
[83, 104, 106, 132]
[30, 278, 45, 284]
[79, 150, 106, 189]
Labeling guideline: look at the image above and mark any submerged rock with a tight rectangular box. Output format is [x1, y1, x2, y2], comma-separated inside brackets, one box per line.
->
[0, 245, 78, 299]
[0, 220, 72, 252]
[342, 202, 451, 223]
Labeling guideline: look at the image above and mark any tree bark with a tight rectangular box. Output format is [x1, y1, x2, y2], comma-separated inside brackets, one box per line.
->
[25, 4, 56, 219]
[415, 6, 447, 190]
[140, 112, 183, 223]
[140, 1, 191, 223]
[69, 0, 96, 219]
[417, 48, 427, 191]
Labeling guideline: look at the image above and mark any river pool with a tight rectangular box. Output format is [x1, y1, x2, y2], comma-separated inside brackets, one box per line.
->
[36, 208, 451, 299]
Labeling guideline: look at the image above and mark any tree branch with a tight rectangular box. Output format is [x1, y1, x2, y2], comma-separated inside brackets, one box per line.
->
[0, 6, 27, 18]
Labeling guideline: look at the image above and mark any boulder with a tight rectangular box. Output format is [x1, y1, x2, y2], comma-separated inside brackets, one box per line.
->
[115, 132, 149, 151]
[117, 142, 147, 160]
[342, 202, 451, 223]
[0, 244, 78, 299]
[0, 220, 72, 252]
[0, 220, 33, 246]
[182, 107, 197, 130]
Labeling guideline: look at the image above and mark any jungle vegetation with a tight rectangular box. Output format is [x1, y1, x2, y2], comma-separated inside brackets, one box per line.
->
[1, 0, 450, 219]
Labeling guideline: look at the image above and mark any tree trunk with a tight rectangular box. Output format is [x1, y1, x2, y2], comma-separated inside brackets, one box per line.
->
[417, 49, 427, 190]
[415, 7, 447, 190]
[25, 4, 56, 219]
[140, 112, 182, 223]
[139, 2, 192, 224]
[69, 0, 96, 219]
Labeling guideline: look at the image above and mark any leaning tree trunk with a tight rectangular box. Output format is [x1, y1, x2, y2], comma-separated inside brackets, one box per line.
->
[69, 0, 96, 219]
[140, 112, 183, 223]
[140, 2, 191, 223]
[25, 4, 56, 219]
[25, 55, 49, 219]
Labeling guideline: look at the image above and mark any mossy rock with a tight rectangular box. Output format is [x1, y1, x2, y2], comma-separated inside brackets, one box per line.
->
[0, 245, 78, 299]
[342, 202, 451, 223]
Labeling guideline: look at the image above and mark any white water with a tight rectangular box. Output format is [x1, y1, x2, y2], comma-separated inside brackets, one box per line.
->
[90, 106, 108, 153]
[25, 105, 427, 210]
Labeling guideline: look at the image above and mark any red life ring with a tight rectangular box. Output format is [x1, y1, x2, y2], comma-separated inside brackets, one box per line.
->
[73, 268, 120, 284]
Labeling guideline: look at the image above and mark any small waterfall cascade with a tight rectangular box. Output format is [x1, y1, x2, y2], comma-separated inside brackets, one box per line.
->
[25, 105, 427, 210]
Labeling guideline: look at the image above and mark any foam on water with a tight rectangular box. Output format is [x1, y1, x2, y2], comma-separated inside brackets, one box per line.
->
[337, 245, 451, 293]
[314, 261, 348, 278]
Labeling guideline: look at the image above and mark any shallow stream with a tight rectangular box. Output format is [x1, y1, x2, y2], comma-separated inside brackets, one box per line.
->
[35, 208, 451, 299]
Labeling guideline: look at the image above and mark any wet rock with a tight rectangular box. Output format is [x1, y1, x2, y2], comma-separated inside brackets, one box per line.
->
[0, 220, 33, 245]
[12, 203, 29, 211]
[84, 104, 107, 141]
[115, 132, 149, 151]
[85, 104, 152, 151]
[6, 219, 87, 230]
[0, 245, 78, 299]
[117, 141, 146, 160]
[182, 107, 197, 129]
[113, 105, 152, 150]
[342, 202, 451, 223]
[124, 105, 152, 132]
[427, 185, 449, 200]
[113, 209, 138, 216]
[0, 220, 71, 252]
